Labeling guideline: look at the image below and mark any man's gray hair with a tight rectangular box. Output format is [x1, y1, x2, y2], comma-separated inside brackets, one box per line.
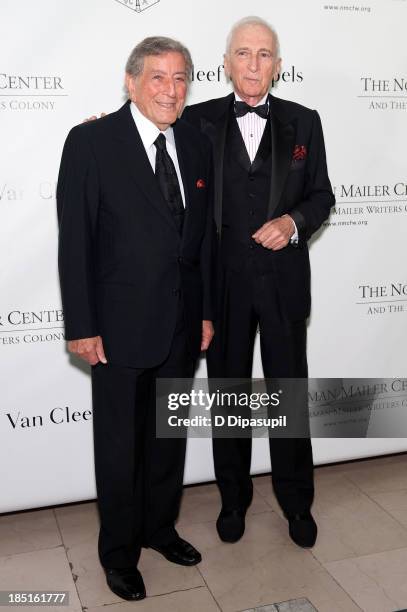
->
[225, 16, 280, 59]
[125, 36, 193, 82]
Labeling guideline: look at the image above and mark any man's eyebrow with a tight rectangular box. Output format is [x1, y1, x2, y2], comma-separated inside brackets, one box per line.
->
[234, 46, 273, 53]
[150, 69, 188, 75]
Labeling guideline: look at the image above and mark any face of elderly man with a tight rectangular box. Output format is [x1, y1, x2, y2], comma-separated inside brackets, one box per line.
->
[126, 51, 188, 130]
[224, 23, 281, 106]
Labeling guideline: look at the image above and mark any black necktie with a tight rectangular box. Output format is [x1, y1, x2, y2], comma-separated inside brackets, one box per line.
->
[154, 133, 184, 235]
[234, 100, 269, 119]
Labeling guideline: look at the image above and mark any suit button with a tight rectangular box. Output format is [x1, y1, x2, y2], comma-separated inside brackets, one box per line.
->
[249, 193, 255, 198]
[249, 244, 254, 250]
[177, 256, 183, 263]
[173, 289, 180, 296]
[249, 176, 255, 182]
[249, 210, 254, 216]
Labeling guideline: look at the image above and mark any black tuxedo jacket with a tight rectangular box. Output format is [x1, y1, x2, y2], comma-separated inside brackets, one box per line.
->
[57, 101, 214, 368]
[182, 93, 335, 320]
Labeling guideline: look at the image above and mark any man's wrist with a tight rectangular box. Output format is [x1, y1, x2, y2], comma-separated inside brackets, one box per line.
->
[282, 214, 298, 242]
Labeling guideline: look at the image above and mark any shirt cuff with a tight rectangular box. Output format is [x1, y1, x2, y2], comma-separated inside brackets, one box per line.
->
[289, 217, 298, 243]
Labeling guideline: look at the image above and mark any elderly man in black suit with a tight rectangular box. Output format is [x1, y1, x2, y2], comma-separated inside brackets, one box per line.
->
[57, 36, 214, 601]
[183, 16, 335, 548]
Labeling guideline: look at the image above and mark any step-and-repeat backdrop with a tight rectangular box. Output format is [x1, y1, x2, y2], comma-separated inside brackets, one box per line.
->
[1, 0, 406, 512]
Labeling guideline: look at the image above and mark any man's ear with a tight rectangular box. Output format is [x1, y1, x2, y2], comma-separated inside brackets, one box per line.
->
[223, 53, 230, 79]
[273, 58, 282, 81]
[223, 53, 231, 80]
[125, 73, 136, 101]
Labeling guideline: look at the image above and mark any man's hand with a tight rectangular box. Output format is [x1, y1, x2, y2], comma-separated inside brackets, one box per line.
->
[252, 215, 295, 251]
[201, 320, 214, 351]
[82, 113, 106, 123]
[68, 336, 107, 366]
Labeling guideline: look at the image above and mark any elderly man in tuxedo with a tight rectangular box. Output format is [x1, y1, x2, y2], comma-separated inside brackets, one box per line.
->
[183, 16, 335, 548]
[57, 36, 214, 601]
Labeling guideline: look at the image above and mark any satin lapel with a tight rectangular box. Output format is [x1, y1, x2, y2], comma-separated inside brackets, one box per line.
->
[173, 121, 191, 244]
[250, 116, 271, 174]
[268, 105, 296, 219]
[228, 116, 251, 172]
[113, 103, 178, 233]
[200, 104, 230, 236]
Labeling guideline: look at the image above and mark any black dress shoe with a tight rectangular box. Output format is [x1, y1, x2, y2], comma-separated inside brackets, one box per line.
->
[105, 567, 146, 601]
[216, 483, 253, 543]
[150, 537, 202, 566]
[287, 511, 317, 548]
[216, 508, 246, 542]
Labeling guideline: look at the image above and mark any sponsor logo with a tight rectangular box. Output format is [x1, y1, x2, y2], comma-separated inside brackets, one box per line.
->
[359, 76, 407, 111]
[0, 308, 65, 345]
[356, 282, 407, 316]
[192, 65, 225, 83]
[272, 66, 303, 87]
[0, 181, 57, 203]
[323, 182, 407, 229]
[115, 0, 160, 12]
[309, 378, 407, 438]
[190, 64, 303, 87]
[323, 4, 372, 13]
[0, 73, 67, 112]
[5, 406, 93, 430]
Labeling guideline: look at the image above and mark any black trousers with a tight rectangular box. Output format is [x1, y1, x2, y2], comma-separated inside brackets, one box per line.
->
[207, 263, 314, 515]
[92, 302, 193, 569]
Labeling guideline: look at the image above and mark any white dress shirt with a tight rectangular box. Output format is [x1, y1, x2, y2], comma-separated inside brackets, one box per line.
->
[130, 101, 186, 207]
[234, 94, 298, 242]
[235, 92, 269, 164]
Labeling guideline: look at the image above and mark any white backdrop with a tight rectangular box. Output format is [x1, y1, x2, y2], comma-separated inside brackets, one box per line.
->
[1, 0, 406, 513]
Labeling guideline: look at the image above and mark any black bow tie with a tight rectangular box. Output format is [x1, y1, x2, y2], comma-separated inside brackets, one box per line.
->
[234, 100, 269, 119]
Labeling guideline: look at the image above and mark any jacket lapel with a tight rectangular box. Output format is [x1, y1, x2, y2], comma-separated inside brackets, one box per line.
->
[228, 115, 251, 172]
[113, 102, 179, 234]
[268, 96, 296, 218]
[250, 115, 272, 174]
[199, 94, 234, 236]
[173, 120, 192, 243]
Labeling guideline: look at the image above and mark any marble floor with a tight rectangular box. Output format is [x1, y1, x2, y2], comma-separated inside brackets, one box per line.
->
[1, 454, 407, 612]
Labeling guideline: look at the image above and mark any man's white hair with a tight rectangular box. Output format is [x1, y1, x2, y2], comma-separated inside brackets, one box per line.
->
[225, 16, 280, 59]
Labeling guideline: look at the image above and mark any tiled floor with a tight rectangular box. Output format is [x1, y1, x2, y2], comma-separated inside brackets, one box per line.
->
[1, 454, 407, 612]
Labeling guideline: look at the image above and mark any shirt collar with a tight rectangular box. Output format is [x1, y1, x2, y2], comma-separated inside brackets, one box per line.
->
[234, 92, 269, 108]
[130, 101, 175, 149]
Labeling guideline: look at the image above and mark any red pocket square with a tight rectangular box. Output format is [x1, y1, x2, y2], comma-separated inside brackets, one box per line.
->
[196, 178, 206, 189]
[293, 145, 307, 161]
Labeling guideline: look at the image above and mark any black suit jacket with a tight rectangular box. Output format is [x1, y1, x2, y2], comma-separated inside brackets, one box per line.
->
[182, 93, 335, 320]
[57, 101, 214, 368]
